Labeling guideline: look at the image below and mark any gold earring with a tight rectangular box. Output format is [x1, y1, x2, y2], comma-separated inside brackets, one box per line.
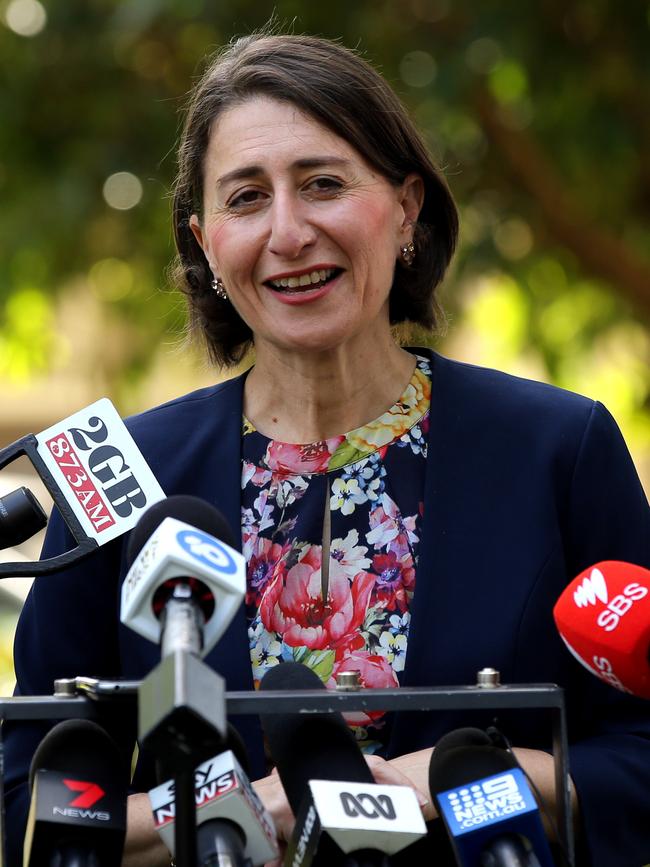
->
[400, 241, 415, 266]
[211, 277, 228, 300]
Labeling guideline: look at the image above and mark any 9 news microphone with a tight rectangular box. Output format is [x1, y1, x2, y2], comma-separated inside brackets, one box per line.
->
[22, 719, 128, 867]
[260, 662, 426, 867]
[428, 728, 553, 867]
[149, 725, 278, 867]
[553, 560, 650, 698]
[120, 495, 246, 657]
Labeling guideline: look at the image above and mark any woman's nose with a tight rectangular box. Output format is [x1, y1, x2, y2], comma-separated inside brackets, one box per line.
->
[267, 193, 317, 259]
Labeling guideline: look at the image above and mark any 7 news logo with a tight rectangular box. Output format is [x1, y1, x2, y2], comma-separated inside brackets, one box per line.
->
[573, 567, 647, 632]
[52, 779, 110, 821]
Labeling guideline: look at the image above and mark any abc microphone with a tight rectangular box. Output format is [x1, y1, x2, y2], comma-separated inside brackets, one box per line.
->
[149, 725, 278, 867]
[120, 495, 246, 658]
[553, 560, 650, 698]
[22, 719, 128, 867]
[260, 662, 426, 867]
[428, 728, 554, 867]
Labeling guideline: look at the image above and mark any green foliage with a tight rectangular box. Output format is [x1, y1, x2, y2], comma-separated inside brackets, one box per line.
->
[0, 0, 648, 463]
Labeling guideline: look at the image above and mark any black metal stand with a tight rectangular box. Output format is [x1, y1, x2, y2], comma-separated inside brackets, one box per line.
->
[0, 679, 575, 867]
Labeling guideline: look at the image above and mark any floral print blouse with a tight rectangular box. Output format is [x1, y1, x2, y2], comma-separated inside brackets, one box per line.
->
[242, 355, 431, 751]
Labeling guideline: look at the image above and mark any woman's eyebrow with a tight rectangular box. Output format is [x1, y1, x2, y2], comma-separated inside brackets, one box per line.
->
[216, 156, 352, 187]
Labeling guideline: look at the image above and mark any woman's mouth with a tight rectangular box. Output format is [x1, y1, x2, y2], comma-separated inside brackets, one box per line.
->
[265, 267, 343, 294]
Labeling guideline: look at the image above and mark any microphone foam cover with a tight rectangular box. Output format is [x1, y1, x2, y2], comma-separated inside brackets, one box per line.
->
[428, 728, 518, 798]
[259, 662, 373, 813]
[126, 495, 235, 566]
[29, 719, 126, 791]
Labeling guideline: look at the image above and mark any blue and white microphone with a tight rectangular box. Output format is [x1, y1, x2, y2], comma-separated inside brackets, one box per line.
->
[428, 728, 554, 867]
[120, 495, 245, 657]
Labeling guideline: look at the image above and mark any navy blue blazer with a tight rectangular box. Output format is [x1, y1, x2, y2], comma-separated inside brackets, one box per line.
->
[5, 351, 650, 866]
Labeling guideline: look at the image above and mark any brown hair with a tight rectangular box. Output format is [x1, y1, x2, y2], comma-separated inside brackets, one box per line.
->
[172, 33, 459, 367]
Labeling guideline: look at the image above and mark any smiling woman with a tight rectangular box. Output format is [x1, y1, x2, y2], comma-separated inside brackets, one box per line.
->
[4, 31, 650, 867]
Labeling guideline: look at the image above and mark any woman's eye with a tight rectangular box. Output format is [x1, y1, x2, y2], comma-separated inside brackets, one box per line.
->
[228, 189, 265, 209]
[308, 176, 343, 194]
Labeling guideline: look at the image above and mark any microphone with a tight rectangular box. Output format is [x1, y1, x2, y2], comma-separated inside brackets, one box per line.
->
[553, 560, 650, 698]
[259, 662, 426, 867]
[23, 719, 128, 867]
[0, 397, 165, 577]
[0, 486, 47, 549]
[149, 726, 278, 867]
[120, 495, 246, 657]
[428, 728, 554, 867]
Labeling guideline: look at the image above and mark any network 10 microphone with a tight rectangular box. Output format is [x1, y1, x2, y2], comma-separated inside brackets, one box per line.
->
[260, 662, 427, 867]
[553, 560, 650, 699]
[429, 728, 554, 867]
[0, 397, 165, 576]
[149, 743, 278, 866]
[22, 719, 128, 867]
[120, 495, 246, 657]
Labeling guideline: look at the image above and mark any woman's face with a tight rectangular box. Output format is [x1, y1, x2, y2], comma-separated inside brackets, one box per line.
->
[191, 96, 423, 360]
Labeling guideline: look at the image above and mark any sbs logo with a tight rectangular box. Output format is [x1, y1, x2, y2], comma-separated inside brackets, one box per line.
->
[177, 529, 237, 574]
[573, 568, 608, 608]
[340, 792, 396, 820]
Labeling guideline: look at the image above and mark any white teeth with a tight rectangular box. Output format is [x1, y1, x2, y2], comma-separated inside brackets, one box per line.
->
[269, 268, 337, 290]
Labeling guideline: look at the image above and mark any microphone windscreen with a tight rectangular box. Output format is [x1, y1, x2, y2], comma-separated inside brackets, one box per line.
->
[29, 719, 126, 791]
[126, 495, 235, 565]
[259, 662, 373, 813]
[428, 728, 517, 797]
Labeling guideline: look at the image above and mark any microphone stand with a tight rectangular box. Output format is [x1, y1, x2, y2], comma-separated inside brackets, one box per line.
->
[138, 586, 227, 867]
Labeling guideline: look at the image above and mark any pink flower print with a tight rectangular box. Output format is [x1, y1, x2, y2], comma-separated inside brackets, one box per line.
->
[260, 553, 374, 651]
[246, 537, 290, 606]
[366, 493, 418, 551]
[265, 437, 344, 475]
[242, 460, 273, 488]
[328, 651, 399, 725]
[371, 551, 415, 612]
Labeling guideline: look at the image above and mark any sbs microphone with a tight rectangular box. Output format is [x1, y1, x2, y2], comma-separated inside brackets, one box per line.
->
[260, 662, 426, 867]
[120, 495, 245, 657]
[23, 719, 128, 867]
[149, 725, 278, 866]
[428, 728, 553, 867]
[553, 560, 650, 698]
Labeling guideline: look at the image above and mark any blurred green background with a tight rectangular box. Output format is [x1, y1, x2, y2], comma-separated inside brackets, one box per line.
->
[1, 0, 649, 695]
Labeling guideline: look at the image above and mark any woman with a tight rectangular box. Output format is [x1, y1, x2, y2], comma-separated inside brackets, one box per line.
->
[5, 34, 650, 867]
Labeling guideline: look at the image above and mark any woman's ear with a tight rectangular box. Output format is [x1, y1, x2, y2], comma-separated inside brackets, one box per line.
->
[189, 214, 206, 252]
[399, 173, 425, 231]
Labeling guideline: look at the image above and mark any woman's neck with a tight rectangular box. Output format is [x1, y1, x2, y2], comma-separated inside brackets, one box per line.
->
[244, 338, 416, 443]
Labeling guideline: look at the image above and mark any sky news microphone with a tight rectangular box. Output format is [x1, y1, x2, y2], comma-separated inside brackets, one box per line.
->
[553, 560, 650, 698]
[120, 495, 245, 657]
[259, 662, 426, 867]
[0, 397, 165, 576]
[149, 724, 278, 867]
[428, 728, 554, 867]
[22, 719, 128, 867]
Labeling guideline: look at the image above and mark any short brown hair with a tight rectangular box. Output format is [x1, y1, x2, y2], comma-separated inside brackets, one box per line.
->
[172, 33, 459, 367]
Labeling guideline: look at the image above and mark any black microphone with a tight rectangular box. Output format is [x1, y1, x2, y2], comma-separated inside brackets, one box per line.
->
[260, 662, 426, 867]
[0, 486, 47, 549]
[428, 728, 554, 867]
[23, 719, 128, 867]
[149, 724, 278, 867]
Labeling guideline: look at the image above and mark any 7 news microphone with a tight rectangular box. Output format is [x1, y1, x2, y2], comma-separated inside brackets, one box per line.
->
[259, 662, 427, 867]
[22, 719, 128, 867]
[148, 724, 278, 867]
[428, 728, 554, 867]
[553, 560, 650, 698]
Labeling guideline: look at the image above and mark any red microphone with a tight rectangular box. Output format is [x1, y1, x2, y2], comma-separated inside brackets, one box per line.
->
[553, 561, 650, 699]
